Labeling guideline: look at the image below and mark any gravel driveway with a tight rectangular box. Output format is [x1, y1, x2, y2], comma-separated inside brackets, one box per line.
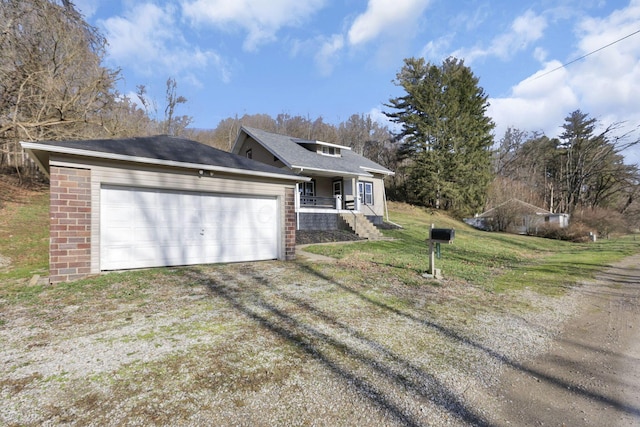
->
[1, 255, 637, 426]
[484, 253, 640, 426]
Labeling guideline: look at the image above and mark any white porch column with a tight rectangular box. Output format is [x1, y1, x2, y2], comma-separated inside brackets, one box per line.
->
[295, 183, 301, 230]
[335, 194, 342, 209]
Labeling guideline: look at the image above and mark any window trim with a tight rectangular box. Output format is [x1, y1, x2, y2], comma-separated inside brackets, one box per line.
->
[300, 181, 315, 196]
[358, 181, 373, 205]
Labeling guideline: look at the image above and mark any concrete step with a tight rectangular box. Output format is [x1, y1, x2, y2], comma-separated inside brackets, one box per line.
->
[339, 212, 384, 240]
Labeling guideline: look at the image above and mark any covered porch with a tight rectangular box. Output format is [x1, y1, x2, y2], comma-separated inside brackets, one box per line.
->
[294, 175, 371, 213]
[294, 174, 386, 232]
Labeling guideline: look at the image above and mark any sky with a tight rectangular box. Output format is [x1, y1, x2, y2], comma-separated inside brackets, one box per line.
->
[74, 0, 640, 165]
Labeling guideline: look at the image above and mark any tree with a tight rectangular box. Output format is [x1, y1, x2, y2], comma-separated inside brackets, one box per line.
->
[136, 78, 192, 137]
[492, 129, 561, 211]
[558, 110, 638, 213]
[0, 0, 120, 151]
[385, 57, 495, 216]
[162, 78, 190, 136]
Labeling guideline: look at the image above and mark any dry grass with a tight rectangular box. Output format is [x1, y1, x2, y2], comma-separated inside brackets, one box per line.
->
[1, 259, 582, 426]
[2, 181, 639, 426]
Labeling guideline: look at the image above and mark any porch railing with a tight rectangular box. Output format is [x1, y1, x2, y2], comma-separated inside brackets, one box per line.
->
[298, 194, 361, 211]
[300, 196, 337, 208]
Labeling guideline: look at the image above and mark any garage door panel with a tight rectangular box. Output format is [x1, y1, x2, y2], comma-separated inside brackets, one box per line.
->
[101, 186, 279, 270]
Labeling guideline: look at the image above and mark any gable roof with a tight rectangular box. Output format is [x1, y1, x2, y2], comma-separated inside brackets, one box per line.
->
[21, 135, 306, 182]
[477, 199, 552, 218]
[233, 126, 394, 178]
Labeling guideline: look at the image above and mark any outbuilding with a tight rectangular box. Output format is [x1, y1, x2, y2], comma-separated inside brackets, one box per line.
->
[22, 135, 308, 283]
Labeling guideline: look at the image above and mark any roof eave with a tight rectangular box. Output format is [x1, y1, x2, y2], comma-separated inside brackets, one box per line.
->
[20, 142, 310, 183]
[235, 127, 295, 169]
[291, 165, 372, 178]
[360, 166, 395, 176]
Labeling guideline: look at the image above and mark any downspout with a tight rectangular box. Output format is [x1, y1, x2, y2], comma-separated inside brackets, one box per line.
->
[382, 176, 403, 228]
[383, 177, 389, 223]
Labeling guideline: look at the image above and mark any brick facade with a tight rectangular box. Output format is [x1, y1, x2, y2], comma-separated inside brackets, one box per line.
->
[49, 166, 91, 283]
[284, 187, 297, 260]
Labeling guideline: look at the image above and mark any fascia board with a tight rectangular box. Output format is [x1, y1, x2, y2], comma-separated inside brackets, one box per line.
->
[20, 142, 310, 183]
[291, 164, 372, 178]
[360, 166, 395, 176]
[237, 127, 295, 169]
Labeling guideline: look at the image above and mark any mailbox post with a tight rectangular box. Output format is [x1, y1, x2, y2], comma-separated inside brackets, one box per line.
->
[425, 224, 455, 279]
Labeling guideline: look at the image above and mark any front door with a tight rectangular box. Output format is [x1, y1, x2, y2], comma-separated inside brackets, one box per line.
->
[333, 180, 343, 209]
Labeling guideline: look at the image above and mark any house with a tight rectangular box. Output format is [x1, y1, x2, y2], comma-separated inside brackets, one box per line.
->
[464, 199, 570, 234]
[232, 126, 395, 238]
[22, 135, 309, 283]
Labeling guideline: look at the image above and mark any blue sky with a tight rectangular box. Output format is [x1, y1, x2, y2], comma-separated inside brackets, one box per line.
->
[75, 0, 640, 164]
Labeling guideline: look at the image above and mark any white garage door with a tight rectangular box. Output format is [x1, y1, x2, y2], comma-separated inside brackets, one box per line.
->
[100, 186, 279, 270]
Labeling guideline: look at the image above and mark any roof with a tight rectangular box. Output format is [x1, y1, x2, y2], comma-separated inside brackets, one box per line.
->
[21, 135, 307, 182]
[477, 199, 552, 218]
[234, 126, 394, 178]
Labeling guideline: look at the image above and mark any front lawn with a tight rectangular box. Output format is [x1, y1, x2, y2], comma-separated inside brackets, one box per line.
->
[2, 189, 639, 426]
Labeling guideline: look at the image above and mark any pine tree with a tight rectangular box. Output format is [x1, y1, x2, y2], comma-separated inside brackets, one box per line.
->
[559, 110, 637, 213]
[385, 57, 495, 216]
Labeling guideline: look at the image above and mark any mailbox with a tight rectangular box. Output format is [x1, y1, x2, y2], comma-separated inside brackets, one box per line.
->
[430, 228, 455, 243]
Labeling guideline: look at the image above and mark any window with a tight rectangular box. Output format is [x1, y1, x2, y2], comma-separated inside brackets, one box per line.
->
[246, 149, 252, 159]
[333, 180, 342, 196]
[300, 181, 315, 196]
[321, 146, 340, 156]
[358, 181, 373, 205]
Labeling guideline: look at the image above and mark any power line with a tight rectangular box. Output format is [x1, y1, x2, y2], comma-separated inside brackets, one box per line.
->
[532, 28, 640, 81]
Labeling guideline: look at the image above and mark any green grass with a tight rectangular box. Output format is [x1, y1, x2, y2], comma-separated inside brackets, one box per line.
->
[0, 192, 49, 281]
[492, 236, 640, 294]
[1, 189, 639, 301]
[303, 203, 640, 295]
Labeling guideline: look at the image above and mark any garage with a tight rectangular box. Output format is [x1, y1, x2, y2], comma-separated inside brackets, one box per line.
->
[21, 135, 307, 283]
[100, 186, 279, 270]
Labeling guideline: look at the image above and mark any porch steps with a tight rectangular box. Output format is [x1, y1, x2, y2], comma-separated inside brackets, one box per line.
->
[339, 212, 385, 240]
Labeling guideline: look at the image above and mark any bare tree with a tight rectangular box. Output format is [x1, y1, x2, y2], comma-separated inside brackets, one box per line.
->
[162, 77, 190, 136]
[1, 0, 120, 172]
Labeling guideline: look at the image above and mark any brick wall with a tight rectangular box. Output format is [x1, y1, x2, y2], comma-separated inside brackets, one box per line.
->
[284, 187, 296, 260]
[49, 166, 91, 283]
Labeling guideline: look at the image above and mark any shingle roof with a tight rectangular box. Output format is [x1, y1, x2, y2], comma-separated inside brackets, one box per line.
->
[478, 199, 552, 218]
[239, 126, 394, 177]
[22, 135, 301, 179]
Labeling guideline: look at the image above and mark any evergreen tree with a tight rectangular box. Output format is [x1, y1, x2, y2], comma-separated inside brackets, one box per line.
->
[558, 110, 638, 213]
[385, 57, 494, 215]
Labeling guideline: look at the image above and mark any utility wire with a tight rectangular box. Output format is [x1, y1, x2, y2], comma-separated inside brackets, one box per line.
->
[532, 28, 640, 80]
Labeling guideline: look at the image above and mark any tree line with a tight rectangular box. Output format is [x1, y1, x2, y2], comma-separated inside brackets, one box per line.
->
[384, 56, 640, 234]
[0, 0, 191, 176]
[3, 0, 639, 235]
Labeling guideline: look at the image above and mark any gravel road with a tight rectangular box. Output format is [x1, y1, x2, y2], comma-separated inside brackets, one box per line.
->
[485, 253, 640, 426]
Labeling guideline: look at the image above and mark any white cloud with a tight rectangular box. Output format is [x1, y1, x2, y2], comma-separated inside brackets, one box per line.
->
[73, 0, 99, 18]
[347, 0, 431, 46]
[570, 2, 640, 119]
[314, 34, 345, 76]
[489, 61, 579, 139]
[181, 0, 325, 51]
[421, 35, 454, 61]
[454, 10, 547, 63]
[368, 106, 401, 133]
[100, 2, 230, 83]
[488, 2, 640, 165]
